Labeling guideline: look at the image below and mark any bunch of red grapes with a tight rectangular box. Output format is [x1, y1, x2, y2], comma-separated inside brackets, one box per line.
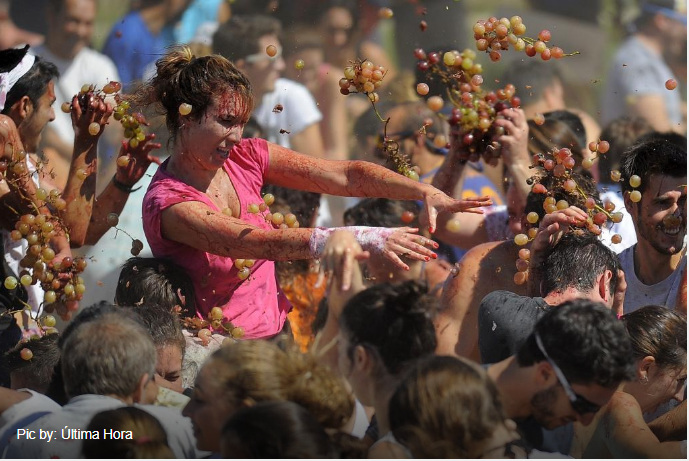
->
[415, 47, 520, 161]
[472, 16, 575, 62]
[339, 59, 387, 103]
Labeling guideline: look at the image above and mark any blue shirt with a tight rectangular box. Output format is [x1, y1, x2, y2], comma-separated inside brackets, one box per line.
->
[102, 12, 176, 90]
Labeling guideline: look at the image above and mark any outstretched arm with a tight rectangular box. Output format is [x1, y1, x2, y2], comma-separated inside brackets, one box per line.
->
[649, 400, 687, 442]
[266, 143, 492, 233]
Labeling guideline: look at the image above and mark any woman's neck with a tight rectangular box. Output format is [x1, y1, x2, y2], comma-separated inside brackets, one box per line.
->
[167, 149, 218, 191]
[372, 376, 398, 435]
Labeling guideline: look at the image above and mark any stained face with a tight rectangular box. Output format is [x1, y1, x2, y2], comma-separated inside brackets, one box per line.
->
[630, 174, 686, 256]
[177, 92, 250, 171]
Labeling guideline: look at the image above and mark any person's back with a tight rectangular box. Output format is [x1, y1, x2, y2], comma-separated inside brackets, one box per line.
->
[601, 0, 685, 131]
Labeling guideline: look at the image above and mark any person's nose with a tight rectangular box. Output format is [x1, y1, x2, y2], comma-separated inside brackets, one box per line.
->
[49, 107, 56, 122]
[274, 55, 286, 73]
[227, 125, 243, 143]
[334, 31, 348, 46]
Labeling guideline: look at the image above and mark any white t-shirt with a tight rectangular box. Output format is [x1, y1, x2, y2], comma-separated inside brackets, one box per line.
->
[253, 78, 322, 149]
[31, 45, 120, 145]
[618, 245, 686, 314]
[0, 390, 61, 455]
[599, 187, 636, 253]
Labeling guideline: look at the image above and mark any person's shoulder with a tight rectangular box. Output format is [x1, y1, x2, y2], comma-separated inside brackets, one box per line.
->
[480, 289, 524, 308]
[604, 391, 643, 423]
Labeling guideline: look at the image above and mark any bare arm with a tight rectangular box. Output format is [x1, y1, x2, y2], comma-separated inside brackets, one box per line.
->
[604, 392, 686, 459]
[321, 71, 350, 161]
[266, 143, 492, 233]
[60, 94, 113, 247]
[649, 399, 687, 442]
[631, 94, 681, 133]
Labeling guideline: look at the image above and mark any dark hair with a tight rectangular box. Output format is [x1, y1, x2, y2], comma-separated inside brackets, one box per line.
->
[213, 15, 282, 62]
[344, 198, 421, 228]
[517, 299, 636, 386]
[619, 139, 687, 195]
[501, 59, 563, 107]
[598, 116, 654, 177]
[57, 301, 120, 350]
[115, 257, 196, 316]
[527, 118, 585, 168]
[524, 170, 600, 222]
[4, 333, 60, 393]
[637, 131, 688, 149]
[0, 46, 59, 115]
[544, 110, 587, 150]
[221, 401, 336, 458]
[129, 46, 253, 143]
[390, 355, 507, 458]
[84, 407, 174, 459]
[542, 232, 620, 296]
[621, 306, 687, 370]
[340, 281, 438, 376]
[125, 305, 185, 358]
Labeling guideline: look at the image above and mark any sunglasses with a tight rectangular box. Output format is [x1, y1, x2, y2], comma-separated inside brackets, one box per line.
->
[534, 332, 602, 415]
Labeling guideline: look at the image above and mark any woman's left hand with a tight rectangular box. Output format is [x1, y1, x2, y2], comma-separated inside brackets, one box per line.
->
[422, 191, 493, 233]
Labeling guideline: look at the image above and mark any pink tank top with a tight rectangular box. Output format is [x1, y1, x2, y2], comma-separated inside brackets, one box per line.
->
[142, 138, 290, 339]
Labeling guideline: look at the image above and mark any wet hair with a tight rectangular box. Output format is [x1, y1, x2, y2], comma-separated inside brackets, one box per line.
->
[524, 170, 600, 222]
[0, 46, 59, 115]
[204, 340, 353, 430]
[61, 311, 156, 399]
[621, 306, 687, 370]
[4, 333, 60, 393]
[541, 232, 620, 296]
[598, 116, 653, 178]
[129, 46, 253, 143]
[83, 407, 175, 459]
[544, 110, 587, 150]
[221, 401, 336, 458]
[115, 257, 196, 317]
[213, 15, 282, 62]
[390, 355, 507, 458]
[619, 139, 687, 195]
[344, 198, 421, 228]
[517, 299, 636, 386]
[340, 281, 438, 376]
[124, 304, 185, 359]
[501, 59, 563, 107]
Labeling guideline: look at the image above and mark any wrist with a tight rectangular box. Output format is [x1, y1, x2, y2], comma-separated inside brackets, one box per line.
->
[112, 175, 141, 193]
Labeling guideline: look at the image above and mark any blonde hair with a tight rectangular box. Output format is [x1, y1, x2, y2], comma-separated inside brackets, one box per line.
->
[129, 45, 254, 142]
[389, 355, 506, 458]
[83, 407, 175, 459]
[206, 339, 353, 430]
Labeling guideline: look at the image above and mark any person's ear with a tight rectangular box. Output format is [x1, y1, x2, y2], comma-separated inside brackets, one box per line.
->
[623, 190, 640, 218]
[638, 356, 656, 382]
[133, 373, 153, 404]
[354, 344, 373, 374]
[535, 361, 556, 388]
[598, 269, 613, 304]
[9, 96, 33, 124]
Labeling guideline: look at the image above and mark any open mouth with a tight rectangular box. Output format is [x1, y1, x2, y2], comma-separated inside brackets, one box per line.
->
[216, 147, 231, 159]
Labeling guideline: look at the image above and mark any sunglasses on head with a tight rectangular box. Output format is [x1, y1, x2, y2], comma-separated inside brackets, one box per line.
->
[535, 332, 602, 415]
[244, 46, 283, 64]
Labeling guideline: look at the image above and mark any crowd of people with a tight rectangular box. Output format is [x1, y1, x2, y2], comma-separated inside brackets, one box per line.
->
[0, 0, 686, 458]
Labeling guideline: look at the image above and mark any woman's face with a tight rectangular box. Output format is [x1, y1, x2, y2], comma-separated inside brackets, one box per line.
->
[284, 47, 323, 93]
[337, 331, 375, 406]
[182, 362, 236, 452]
[154, 344, 183, 393]
[177, 92, 249, 171]
[640, 361, 687, 413]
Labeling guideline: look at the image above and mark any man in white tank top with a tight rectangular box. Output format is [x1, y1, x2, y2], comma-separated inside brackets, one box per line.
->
[616, 137, 686, 314]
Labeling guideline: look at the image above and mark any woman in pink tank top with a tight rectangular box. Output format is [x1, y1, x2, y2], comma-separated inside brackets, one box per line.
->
[136, 47, 491, 340]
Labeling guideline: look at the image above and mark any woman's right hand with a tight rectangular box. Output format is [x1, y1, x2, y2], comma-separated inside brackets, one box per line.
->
[381, 227, 439, 271]
[320, 230, 369, 291]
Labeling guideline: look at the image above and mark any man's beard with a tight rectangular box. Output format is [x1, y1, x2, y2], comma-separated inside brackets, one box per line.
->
[530, 384, 560, 430]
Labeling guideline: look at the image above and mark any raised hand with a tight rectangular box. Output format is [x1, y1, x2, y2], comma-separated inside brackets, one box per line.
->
[69, 92, 113, 142]
[422, 191, 492, 233]
[492, 107, 530, 166]
[114, 134, 162, 187]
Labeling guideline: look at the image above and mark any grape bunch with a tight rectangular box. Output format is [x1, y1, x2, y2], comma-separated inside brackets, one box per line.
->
[338, 59, 416, 179]
[183, 306, 245, 345]
[512, 145, 625, 249]
[472, 16, 577, 62]
[415, 47, 520, 161]
[4, 211, 88, 321]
